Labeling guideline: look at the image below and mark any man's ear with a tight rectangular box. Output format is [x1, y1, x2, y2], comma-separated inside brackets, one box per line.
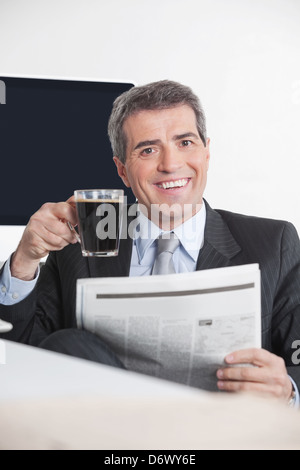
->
[205, 137, 210, 170]
[113, 156, 131, 188]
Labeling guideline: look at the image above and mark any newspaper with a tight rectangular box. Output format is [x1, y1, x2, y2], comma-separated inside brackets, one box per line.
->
[76, 264, 261, 391]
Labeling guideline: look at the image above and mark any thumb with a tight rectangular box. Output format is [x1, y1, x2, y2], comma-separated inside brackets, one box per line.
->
[66, 195, 76, 209]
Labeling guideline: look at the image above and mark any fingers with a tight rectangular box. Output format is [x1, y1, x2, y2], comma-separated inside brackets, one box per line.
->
[216, 348, 292, 400]
[17, 200, 79, 260]
[49, 201, 78, 227]
[216, 364, 283, 391]
[29, 220, 76, 252]
[224, 348, 281, 368]
[217, 376, 284, 397]
[29, 202, 78, 243]
[217, 364, 264, 384]
[10, 198, 79, 280]
[66, 195, 76, 210]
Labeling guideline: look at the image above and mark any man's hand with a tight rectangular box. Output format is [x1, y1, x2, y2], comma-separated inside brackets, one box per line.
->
[10, 196, 78, 281]
[216, 348, 293, 401]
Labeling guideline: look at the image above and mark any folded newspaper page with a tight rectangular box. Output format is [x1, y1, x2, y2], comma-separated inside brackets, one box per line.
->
[76, 264, 261, 391]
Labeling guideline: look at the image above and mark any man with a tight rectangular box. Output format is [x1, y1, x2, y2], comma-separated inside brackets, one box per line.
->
[0, 80, 299, 405]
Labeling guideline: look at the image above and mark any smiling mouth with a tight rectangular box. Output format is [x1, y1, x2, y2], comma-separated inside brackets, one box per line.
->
[155, 178, 190, 190]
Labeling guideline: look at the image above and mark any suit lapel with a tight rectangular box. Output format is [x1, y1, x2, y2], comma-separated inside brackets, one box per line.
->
[196, 201, 241, 270]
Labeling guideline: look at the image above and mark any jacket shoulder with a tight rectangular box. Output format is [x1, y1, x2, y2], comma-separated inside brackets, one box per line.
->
[213, 208, 299, 246]
[215, 208, 293, 231]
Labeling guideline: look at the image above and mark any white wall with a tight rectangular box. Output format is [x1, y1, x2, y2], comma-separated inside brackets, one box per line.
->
[0, 0, 299, 260]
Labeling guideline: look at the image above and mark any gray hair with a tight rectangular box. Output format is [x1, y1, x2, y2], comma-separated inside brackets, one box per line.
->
[107, 80, 207, 164]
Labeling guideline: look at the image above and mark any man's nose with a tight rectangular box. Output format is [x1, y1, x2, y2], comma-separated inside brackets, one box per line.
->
[157, 146, 184, 173]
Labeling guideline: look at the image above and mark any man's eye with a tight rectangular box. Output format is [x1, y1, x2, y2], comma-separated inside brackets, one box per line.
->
[181, 140, 192, 147]
[141, 147, 154, 156]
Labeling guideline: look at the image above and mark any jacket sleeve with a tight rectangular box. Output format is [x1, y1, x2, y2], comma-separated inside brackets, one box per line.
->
[271, 222, 300, 389]
[0, 253, 64, 346]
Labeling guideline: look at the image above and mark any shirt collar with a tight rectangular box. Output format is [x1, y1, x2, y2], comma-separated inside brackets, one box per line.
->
[173, 203, 206, 261]
[134, 203, 206, 264]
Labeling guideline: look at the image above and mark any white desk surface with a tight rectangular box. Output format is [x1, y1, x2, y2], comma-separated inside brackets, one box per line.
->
[0, 339, 201, 401]
[1, 340, 300, 450]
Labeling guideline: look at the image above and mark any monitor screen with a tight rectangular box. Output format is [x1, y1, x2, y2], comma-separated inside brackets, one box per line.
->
[0, 76, 135, 225]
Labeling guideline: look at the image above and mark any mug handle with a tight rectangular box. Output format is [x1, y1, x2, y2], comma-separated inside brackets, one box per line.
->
[66, 221, 81, 244]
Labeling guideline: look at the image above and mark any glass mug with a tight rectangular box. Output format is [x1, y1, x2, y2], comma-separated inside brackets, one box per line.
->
[74, 189, 124, 257]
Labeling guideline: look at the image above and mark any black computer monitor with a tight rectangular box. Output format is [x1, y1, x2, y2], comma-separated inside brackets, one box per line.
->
[0, 75, 135, 225]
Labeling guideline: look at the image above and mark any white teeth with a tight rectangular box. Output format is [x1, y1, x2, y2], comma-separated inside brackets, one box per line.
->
[158, 179, 189, 189]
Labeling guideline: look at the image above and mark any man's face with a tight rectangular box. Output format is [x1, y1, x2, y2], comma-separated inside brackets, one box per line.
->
[113, 105, 210, 228]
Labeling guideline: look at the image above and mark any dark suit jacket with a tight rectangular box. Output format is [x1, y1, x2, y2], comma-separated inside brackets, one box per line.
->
[1, 201, 300, 387]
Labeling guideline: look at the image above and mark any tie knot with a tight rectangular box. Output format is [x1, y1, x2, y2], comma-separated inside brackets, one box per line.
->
[156, 232, 180, 256]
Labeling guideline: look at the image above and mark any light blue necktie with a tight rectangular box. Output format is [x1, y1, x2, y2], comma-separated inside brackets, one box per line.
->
[151, 232, 180, 275]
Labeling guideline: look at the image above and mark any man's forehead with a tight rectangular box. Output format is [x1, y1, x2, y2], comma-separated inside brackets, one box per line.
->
[123, 105, 198, 135]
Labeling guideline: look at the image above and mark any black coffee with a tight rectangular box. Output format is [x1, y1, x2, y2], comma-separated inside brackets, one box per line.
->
[76, 199, 121, 256]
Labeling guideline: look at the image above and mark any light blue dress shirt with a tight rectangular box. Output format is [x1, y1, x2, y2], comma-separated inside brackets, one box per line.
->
[0, 256, 39, 305]
[129, 204, 206, 277]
